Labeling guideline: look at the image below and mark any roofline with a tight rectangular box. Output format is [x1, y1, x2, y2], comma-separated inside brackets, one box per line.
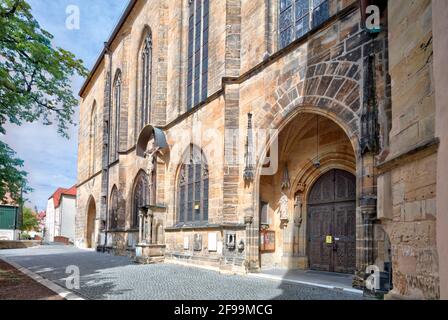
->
[78, 0, 138, 98]
[48, 185, 77, 200]
[0, 204, 19, 208]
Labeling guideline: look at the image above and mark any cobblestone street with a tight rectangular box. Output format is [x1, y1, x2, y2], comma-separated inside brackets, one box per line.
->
[0, 246, 366, 300]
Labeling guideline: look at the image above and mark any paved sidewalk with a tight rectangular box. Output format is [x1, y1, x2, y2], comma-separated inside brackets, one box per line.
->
[0, 245, 367, 300]
[250, 268, 361, 294]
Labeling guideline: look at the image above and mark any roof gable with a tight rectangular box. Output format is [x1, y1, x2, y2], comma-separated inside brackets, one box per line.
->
[49, 185, 77, 209]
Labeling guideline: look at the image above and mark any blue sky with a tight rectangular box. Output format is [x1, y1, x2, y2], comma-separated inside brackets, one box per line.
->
[3, 0, 129, 210]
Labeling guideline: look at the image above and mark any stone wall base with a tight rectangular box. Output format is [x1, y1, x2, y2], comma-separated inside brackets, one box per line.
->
[281, 256, 308, 269]
[135, 244, 166, 264]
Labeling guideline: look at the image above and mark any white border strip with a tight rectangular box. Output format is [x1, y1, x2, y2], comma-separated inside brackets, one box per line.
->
[247, 272, 363, 295]
[1, 258, 84, 300]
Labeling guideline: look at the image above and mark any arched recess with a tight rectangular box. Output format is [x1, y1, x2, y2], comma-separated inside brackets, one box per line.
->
[86, 196, 97, 249]
[135, 26, 153, 138]
[175, 144, 209, 225]
[155, 222, 164, 245]
[254, 60, 364, 156]
[252, 110, 362, 273]
[109, 186, 125, 230]
[131, 170, 151, 229]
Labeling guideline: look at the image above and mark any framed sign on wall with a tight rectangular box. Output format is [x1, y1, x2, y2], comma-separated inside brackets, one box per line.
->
[260, 230, 275, 253]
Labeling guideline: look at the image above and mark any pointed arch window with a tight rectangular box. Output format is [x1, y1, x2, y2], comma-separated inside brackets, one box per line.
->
[177, 145, 209, 224]
[111, 70, 121, 162]
[187, 0, 209, 111]
[89, 102, 98, 175]
[279, 0, 329, 49]
[139, 31, 152, 133]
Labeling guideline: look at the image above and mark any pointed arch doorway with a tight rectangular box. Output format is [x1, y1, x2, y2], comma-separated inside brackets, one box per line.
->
[86, 198, 96, 249]
[307, 169, 356, 274]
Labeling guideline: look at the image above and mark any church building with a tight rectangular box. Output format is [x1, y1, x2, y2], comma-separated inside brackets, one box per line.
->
[76, 0, 448, 299]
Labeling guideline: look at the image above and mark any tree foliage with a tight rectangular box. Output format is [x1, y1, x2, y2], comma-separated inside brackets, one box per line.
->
[21, 206, 39, 232]
[0, 0, 88, 202]
[0, 140, 30, 202]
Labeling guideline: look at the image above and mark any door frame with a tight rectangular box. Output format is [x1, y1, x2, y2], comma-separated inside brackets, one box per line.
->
[306, 169, 356, 273]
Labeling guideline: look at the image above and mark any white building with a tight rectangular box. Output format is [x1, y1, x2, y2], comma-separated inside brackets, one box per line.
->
[45, 186, 76, 243]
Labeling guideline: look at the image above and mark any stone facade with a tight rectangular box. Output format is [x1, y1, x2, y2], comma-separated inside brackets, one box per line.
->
[376, 0, 440, 299]
[76, 0, 446, 299]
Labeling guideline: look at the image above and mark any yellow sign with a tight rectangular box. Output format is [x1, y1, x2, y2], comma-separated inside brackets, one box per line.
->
[326, 236, 333, 244]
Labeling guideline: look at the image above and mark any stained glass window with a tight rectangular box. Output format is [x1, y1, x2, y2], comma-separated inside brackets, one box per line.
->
[140, 32, 152, 132]
[279, 0, 329, 49]
[178, 145, 209, 224]
[111, 70, 121, 162]
[187, 0, 209, 111]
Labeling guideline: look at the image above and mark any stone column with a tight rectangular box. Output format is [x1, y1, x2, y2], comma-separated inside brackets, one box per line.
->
[244, 210, 260, 272]
[293, 193, 304, 257]
[148, 209, 154, 244]
[138, 209, 144, 244]
[354, 153, 377, 288]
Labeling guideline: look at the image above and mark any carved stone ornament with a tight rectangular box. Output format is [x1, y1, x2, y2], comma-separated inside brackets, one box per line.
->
[238, 240, 245, 253]
[144, 139, 159, 187]
[278, 192, 289, 224]
[243, 113, 255, 183]
[294, 194, 304, 227]
[193, 234, 202, 251]
[226, 232, 236, 250]
[281, 165, 291, 190]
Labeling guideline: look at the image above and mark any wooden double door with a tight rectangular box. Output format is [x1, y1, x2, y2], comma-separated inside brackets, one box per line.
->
[307, 169, 356, 274]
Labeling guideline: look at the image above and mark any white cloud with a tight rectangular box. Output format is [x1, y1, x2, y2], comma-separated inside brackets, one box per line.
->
[2, 0, 129, 210]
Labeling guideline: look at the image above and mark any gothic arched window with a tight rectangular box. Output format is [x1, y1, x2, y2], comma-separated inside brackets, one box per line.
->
[109, 186, 119, 230]
[111, 70, 121, 162]
[186, 0, 209, 111]
[89, 102, 97, 175]
[139, 31, 152, 133]
[132, 171, 149, 228]
[177, 145, 209, 224]
[279, 0, 329, 49]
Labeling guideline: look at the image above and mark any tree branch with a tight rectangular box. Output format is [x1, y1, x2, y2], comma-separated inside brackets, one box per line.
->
[0, 0, 21, 18]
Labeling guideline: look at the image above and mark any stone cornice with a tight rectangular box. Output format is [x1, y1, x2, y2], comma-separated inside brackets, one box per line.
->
[376, 137, 440, 174]
[165, 223, 247, 232]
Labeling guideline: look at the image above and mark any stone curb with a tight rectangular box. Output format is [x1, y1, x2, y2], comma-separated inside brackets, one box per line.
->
[0, 257, 85, 301]
[247, 272, 364, 295]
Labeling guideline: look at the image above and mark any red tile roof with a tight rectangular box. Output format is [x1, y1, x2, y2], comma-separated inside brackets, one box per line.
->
[49, 185, 77, 209]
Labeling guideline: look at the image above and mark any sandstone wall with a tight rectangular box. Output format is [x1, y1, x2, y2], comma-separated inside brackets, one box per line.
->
[432, 0, 448, 300]
[378, 0, 439, 299]
[75, 0, 442, 298]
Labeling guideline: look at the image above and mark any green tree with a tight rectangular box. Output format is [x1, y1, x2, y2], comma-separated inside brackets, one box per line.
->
[0, 141, 30, 202]
[0, 0, 88, 201]
[21, 206, 39, 232]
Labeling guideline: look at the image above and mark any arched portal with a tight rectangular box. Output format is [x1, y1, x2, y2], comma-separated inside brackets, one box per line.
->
[86, 197, 96, 249]
[257, 112, 357, 271]
[307, 169, 356, 274]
